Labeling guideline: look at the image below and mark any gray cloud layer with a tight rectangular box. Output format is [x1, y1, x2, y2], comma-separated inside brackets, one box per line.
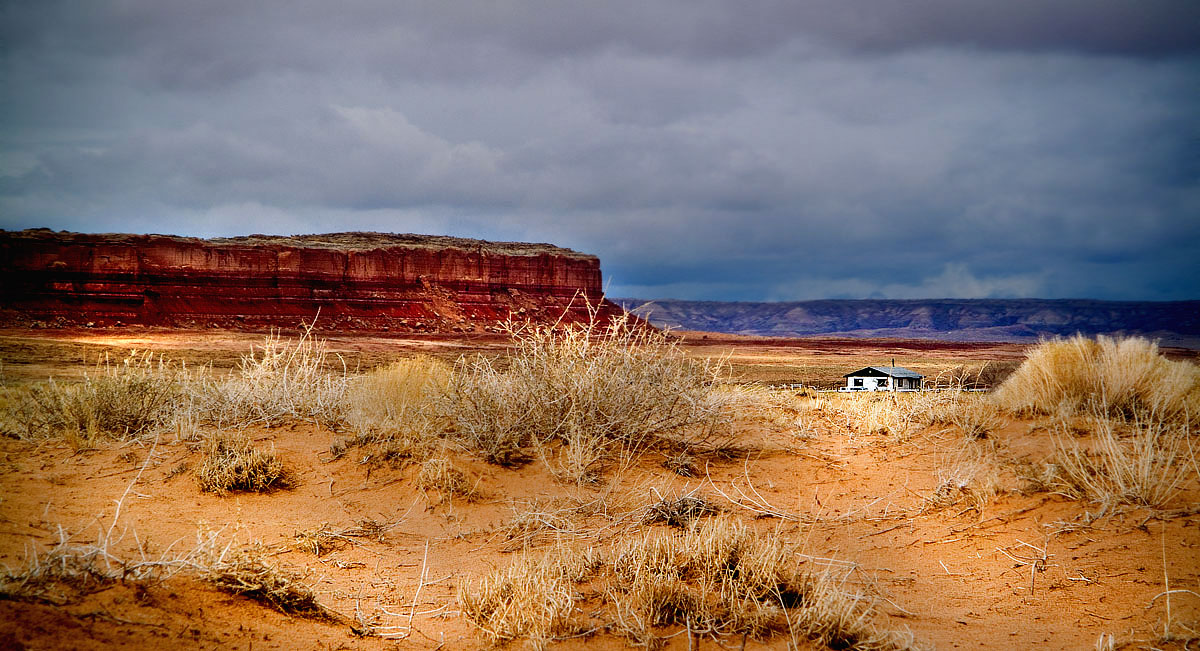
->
[3, 1, 1198, 300]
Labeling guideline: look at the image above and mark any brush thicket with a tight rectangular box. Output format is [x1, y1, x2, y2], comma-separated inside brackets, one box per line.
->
[195, 324, 351, 429]
[1, 350, 181, 444]
[443, 312, 730, 468]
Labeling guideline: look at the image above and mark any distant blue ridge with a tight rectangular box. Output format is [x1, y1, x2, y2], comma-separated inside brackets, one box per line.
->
[613, 298, 1200, 349]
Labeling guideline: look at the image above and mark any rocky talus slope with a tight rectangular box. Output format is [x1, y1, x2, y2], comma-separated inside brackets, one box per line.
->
[0, 229, 623, 332]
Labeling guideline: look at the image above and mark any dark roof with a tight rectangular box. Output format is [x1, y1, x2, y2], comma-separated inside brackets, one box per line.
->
[843, 366, 923, 379]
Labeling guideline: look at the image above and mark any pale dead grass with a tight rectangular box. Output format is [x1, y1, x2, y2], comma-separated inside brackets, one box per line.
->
[540, 426, 611, 485]
[0, 325, 365, 444]
[824, 390, 1004, 442]
[460, 518, 917, 649]
[823, 393, 914, 440]
[1044, 414, 1196, 509]
[292, 523, 354, 556]
[925, 440, 1005, 514]
[0, 521, 331, 624]
[195, 431, 290, 495]
[610, 519, 917, 648]
[662, 451, 698, 477]
[329, 356, 451, 466]
[444, 313, 739, 470]
[197, 542, 331, 617]
[1, 524, 336, 626]
[501, 503, 579, 552]
[946, 399, 1002, 439]
[993, 335, 1200, 421]
[2, 451, 325, 623]
[641, 490, 721, 528]
[0, 350, 182, 445]
[458, 545, 603, 648]
[0, 534, 143, 605]
[415, 455, 481, 503]
[344, 355, 450, 438]
[193, 323, 351, 430]
[911, 390, 1004, 440]
[991, 336, 1200, 510]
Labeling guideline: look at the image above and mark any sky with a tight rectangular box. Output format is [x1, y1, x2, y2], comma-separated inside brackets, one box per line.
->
[2, 1, 1198, 301]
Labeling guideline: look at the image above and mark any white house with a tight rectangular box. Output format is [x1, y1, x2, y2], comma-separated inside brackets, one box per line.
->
[841, 366, 923, 392]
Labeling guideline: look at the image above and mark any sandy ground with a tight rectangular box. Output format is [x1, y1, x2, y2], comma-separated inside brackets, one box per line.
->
[1, 327, 1198, 650]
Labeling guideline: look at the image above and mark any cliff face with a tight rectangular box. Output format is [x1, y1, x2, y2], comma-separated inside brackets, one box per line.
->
[617, 298, 1200, 348]
[1, 229, 622, 332]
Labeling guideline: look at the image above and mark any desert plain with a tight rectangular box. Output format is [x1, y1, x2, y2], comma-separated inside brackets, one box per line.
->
[0, 324, 1197, 650]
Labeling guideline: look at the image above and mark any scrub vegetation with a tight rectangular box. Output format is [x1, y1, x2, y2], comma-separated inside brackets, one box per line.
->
[1, 325, 1197, 649]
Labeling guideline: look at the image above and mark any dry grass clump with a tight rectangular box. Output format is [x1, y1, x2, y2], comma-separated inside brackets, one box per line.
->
[946, 399, 1002, 439]
[609, 519, 913, 648]
[0, 325, 364, 443]
[499, 497, 613, 552]
[198, 544, 330, 617]
[459, 546, 603, 647]
[334, 429, 439, 467]
[293, 523, 353, 556]
[444, 314, 730, 468]
[344, 356, 451, 439]
[662, 451, 698, 477]
[195, 324, 351, 429]
[993, 335, 1200, 421]
[4, 532, 331, 619]
[462, 519, 916, 649]
[0, 510, 192, 606]
[541, 426, 611, 484]
[195, 431, 290, 495]
[913, 391, 1003, 439]
[0, 539, 123, 604]
[825, 393, 915, 439]
[416, 455, 480, 503]
[642, 491, 720, 528]
[993, 336, 1200, 510]
[502, 503, 577, 552]
[925, 441, 1004, 513]
[1042, 414, 1195, 509]
[0, 350, 181, 444]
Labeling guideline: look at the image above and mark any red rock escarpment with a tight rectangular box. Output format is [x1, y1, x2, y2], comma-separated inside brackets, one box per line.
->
[0, 229, 625, 332]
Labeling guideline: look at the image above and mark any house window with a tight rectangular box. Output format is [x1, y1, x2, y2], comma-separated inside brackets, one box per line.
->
[853, 378, 863, 387]
[877, 378, 888, 388]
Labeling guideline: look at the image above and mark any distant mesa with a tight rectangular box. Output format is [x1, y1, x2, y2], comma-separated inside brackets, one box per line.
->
[0, 229, 624, 332]
[617, 298, 1200, 348]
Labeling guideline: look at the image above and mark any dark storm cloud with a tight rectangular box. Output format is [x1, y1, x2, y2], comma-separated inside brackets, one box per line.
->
[2, 1, 1198, 300]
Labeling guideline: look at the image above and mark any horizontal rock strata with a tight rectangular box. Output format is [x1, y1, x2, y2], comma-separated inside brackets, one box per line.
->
[1, 229, 623, 332]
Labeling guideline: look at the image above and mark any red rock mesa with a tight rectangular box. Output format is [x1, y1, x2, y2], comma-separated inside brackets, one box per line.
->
[0, 229, 625, 332]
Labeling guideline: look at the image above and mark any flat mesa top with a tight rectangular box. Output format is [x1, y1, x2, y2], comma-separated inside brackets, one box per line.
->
[1, 229, 594, 260]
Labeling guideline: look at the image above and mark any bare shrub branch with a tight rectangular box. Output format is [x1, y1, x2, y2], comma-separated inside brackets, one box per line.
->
[443, 312, 732, 470]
